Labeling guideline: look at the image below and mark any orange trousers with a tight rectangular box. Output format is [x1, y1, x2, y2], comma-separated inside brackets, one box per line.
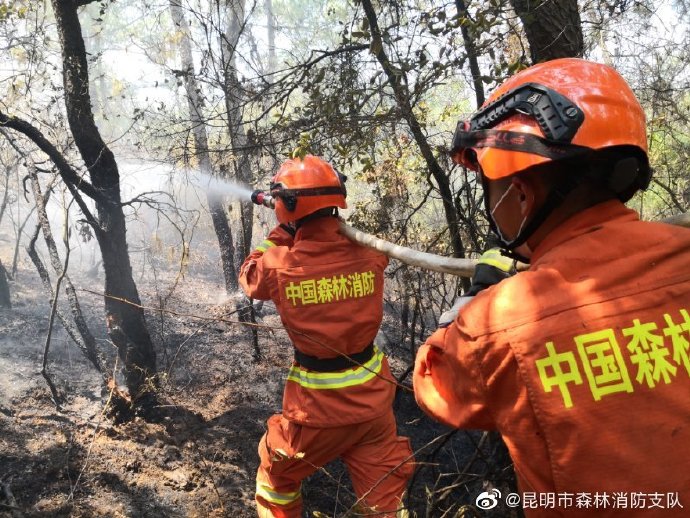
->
[255, 410, 414, 517]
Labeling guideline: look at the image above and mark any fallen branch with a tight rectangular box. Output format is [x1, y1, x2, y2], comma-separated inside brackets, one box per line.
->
[340, 210, 690, 277]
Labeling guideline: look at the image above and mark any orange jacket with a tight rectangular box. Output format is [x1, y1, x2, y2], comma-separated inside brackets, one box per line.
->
[240, 217, 395, 427]
[415, 200, 690, 517]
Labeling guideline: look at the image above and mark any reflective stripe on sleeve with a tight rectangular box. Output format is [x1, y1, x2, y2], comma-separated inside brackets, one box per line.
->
[255, 483, 301, 506]
[286, 347, 385, 390]
[255, 239, 276, 253]
[477, 249, 512, 272]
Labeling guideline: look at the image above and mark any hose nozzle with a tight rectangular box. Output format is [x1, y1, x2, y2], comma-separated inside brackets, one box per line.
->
[251, 190, 275, 209]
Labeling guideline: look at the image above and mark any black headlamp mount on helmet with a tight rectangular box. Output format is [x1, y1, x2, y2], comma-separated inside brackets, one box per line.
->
[450, 83, 590, 168]
[448, 83, 594, 261]
[470, 82, 584, 141]
[269, 172, 347, 212]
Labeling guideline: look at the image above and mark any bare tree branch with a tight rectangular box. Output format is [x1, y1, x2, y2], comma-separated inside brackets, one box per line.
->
[0, 111, 105, 203]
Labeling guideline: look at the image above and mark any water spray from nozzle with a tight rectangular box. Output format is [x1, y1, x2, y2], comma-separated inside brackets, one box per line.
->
[251, 190, 275, 209]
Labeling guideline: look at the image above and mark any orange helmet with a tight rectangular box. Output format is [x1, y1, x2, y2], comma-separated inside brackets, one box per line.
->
[270, 155, 347, 224]
[450, 58, 651, 200]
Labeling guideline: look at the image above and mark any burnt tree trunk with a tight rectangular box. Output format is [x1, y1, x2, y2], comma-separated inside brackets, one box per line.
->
[169, 0, 239, 292]
[51, 0, 156, 400]
[510, 0, 583, 63]
[221, 0, 261, 353]
[0, 259, 10, 308]
[221, 0, 254, 269]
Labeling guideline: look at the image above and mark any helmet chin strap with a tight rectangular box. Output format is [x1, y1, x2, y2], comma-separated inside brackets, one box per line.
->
[483, 175, 579, 263]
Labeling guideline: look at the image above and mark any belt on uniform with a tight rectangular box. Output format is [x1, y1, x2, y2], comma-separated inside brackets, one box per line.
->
[293, 342, 375, 372]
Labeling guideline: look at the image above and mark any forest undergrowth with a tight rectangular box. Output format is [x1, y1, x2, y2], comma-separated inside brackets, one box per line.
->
[0, 265, 517, 518]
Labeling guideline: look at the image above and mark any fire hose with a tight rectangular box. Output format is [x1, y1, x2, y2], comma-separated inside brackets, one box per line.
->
[251, 190, 690, 278]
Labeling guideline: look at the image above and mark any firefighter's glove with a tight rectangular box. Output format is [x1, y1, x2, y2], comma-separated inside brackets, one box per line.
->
[466, 247, 515, 297]
[437, 249, 514, 328]
[438, 296, 473, 328]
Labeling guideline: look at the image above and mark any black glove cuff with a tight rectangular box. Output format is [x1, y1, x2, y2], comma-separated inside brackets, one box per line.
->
[466, 263, 512, 296]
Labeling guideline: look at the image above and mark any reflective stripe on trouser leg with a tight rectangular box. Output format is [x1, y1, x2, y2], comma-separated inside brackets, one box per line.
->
[256, 418, 308, 518]
[255, 482, 301, 506]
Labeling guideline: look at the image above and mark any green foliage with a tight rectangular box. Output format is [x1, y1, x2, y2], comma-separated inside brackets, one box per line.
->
[290, 132, 313, 159]
[0, 1, 28, 23]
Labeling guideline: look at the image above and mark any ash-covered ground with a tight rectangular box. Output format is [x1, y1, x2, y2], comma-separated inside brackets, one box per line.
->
[0, 264, 516, 517]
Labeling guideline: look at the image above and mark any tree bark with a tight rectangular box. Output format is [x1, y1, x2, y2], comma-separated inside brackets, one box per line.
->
[510, 0, 583, 63]
[0, 259, 10, 308]
[0, 159, 13, 301]
[221, 0, 254, 270]
[27, 227, 100, 370]
[169, 0, 239, 292]
[221, 0, 261, 351]
[28, 170, 104, 374]
[265, 0, 276, 74]
[50, 0, 155, 400]
[455, 0, 485, 107]
[0, 162, 11, 225]
[11, 205, 35, 277]
[360, 0, 469, 291]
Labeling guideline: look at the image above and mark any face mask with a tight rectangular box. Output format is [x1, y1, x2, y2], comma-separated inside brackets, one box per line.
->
[489, 183, 528, 246]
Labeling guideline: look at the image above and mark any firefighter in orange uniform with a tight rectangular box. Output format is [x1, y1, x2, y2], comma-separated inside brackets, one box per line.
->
[240, 155, 413, 517]
[414, 58, 690, 516]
